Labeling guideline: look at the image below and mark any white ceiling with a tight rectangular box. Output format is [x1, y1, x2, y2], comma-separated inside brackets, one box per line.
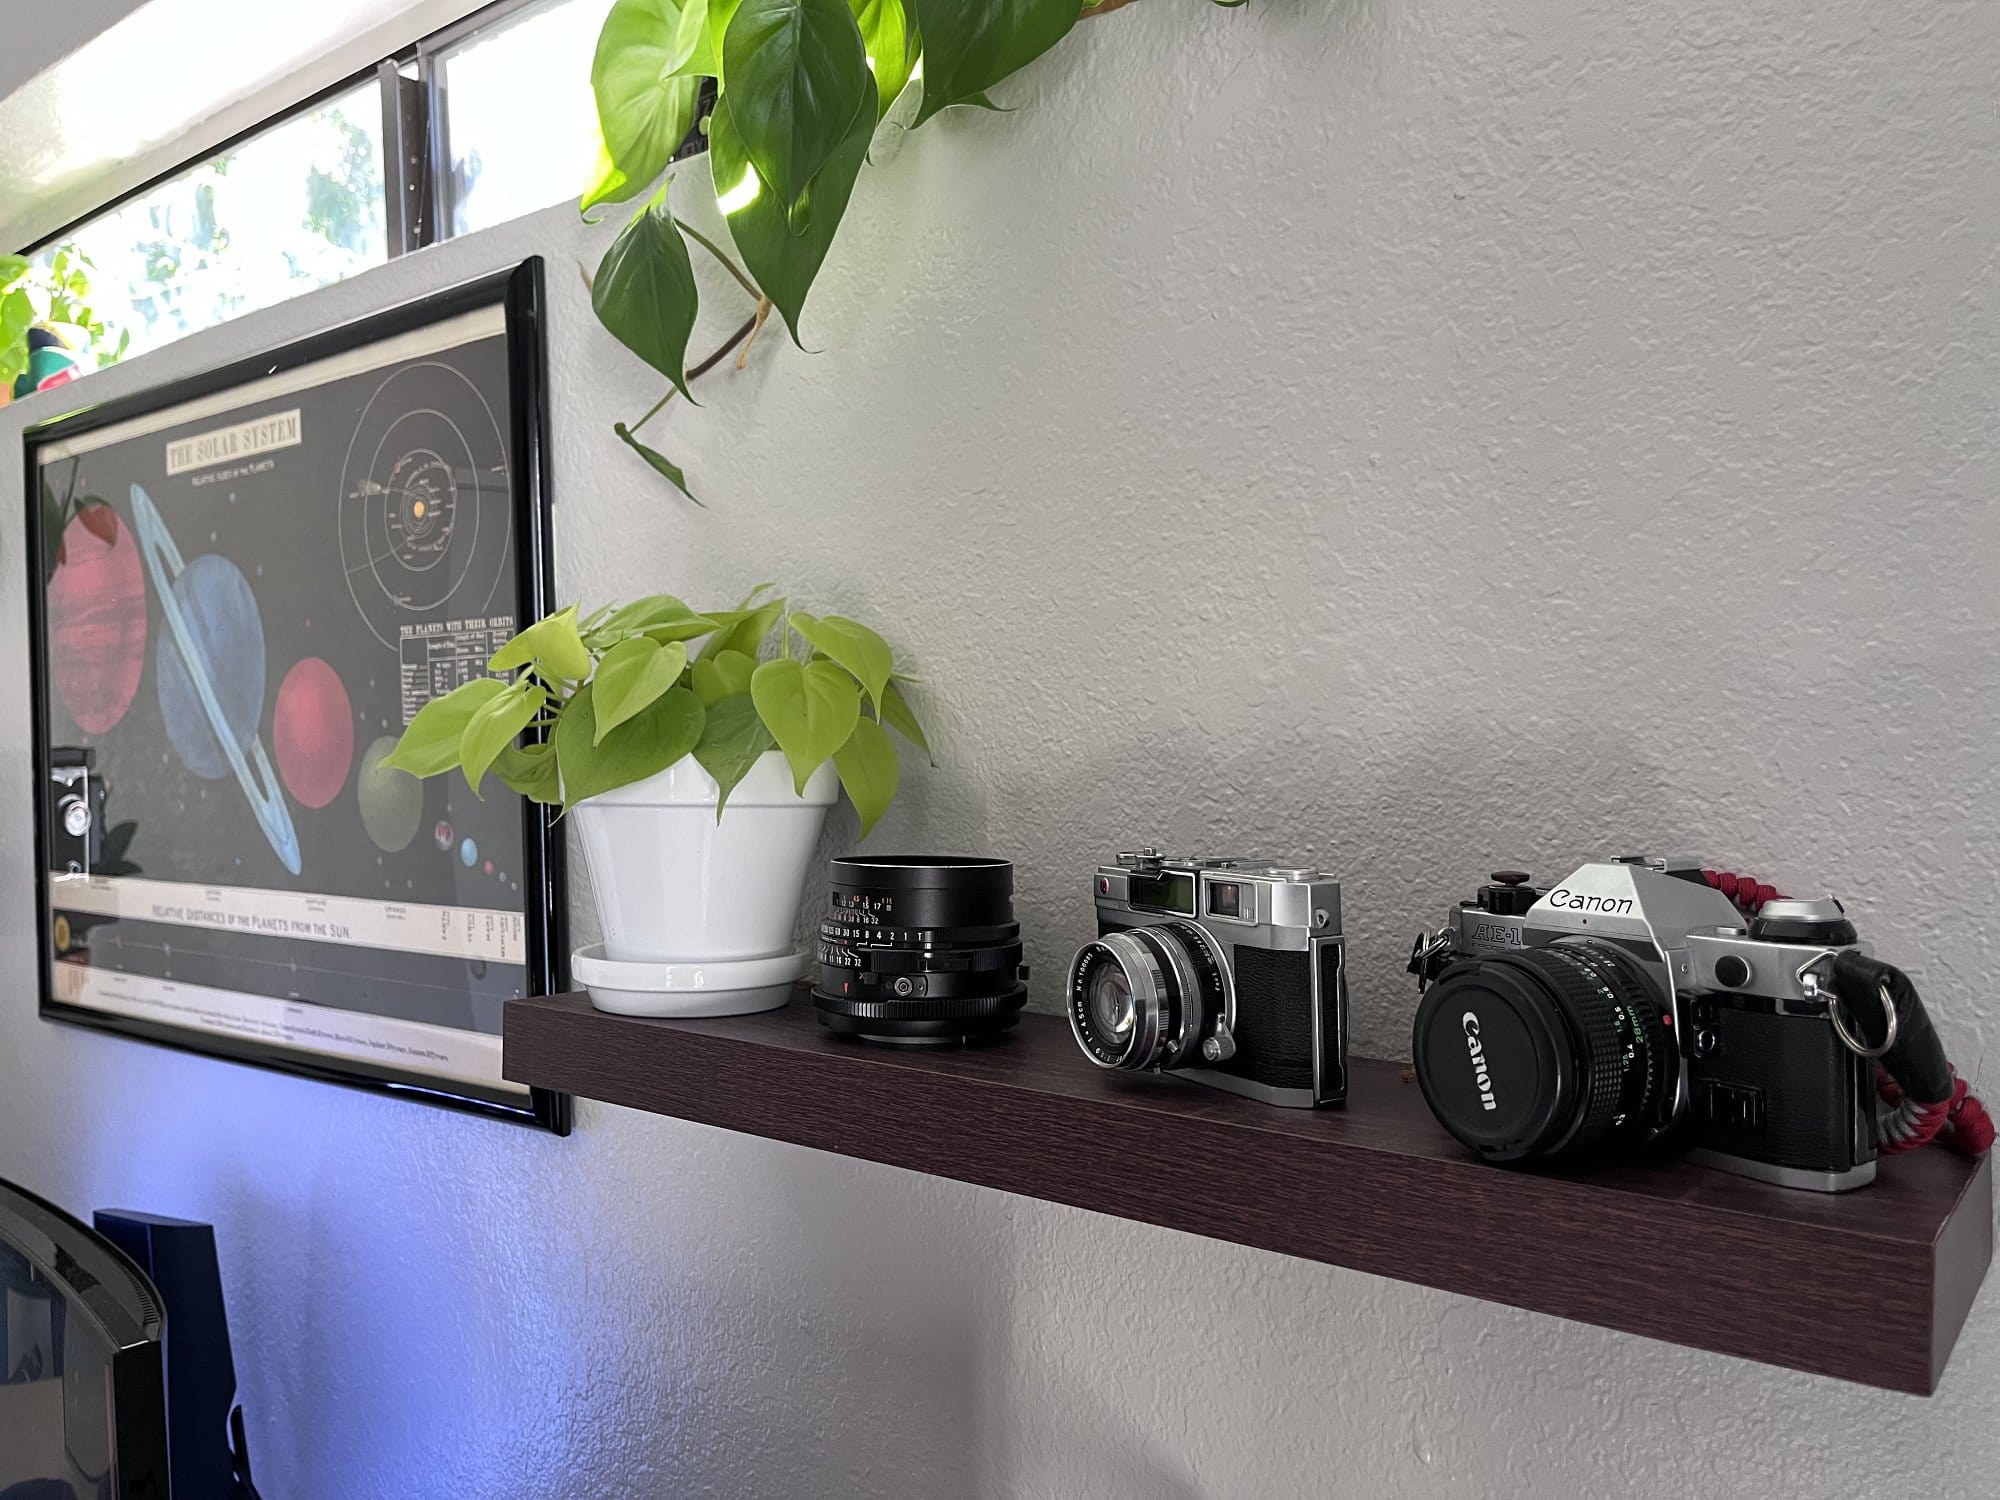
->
[0, 0, 488, 251]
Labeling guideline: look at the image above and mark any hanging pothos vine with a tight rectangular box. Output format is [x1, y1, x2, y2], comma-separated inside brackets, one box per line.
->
[584, 0, 1241, 503]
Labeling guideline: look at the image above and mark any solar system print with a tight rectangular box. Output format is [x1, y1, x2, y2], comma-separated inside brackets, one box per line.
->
[26, 266, 567, 1127]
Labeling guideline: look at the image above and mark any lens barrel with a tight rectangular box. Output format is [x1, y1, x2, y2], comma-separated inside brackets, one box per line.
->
[1067, 922, 1231, 1072]
[812, 856, 1028, 1044]
[1411, 942, 1675, 1163]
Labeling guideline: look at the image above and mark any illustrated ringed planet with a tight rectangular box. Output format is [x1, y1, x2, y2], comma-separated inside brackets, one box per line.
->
[129, 483, 302, 875]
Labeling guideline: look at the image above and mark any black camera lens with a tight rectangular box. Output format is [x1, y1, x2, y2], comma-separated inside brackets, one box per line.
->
[1411, 943, 1675, 1163]
[812, 856, 1028, 1044]
[1068, 922, 1229, 1071]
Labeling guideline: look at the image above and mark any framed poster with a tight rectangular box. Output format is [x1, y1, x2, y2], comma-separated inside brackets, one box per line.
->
[24, 260, 569, 1131]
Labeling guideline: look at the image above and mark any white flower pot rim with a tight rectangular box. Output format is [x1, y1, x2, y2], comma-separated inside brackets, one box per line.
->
[579, 748, 837, 810]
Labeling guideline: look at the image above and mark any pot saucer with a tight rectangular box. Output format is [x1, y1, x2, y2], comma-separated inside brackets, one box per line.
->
[572, 945, 805, 1018]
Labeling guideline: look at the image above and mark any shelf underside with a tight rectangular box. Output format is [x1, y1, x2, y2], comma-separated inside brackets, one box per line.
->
[505, 991, 1992, 1395]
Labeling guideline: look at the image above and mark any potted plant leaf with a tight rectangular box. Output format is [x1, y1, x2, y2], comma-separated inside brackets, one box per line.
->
[382, 585, 929, 1006]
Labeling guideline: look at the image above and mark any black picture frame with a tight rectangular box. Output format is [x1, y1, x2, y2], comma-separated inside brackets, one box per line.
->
[23, 259, 570, 1133]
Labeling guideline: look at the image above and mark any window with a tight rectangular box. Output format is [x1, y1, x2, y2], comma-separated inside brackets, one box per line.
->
[47, 79, 387, 365]
[24, 0, 621, 379]
[432, 0, 616, 238]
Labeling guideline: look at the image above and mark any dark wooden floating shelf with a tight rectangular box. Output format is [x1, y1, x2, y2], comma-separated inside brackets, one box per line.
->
[505, 991, 1992, 1395]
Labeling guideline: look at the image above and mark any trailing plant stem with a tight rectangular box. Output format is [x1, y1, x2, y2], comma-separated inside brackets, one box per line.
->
[629, 312, 763, 434]
[677, 218, 764, 301]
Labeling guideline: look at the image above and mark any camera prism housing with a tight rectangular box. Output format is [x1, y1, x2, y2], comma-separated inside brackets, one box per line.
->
[1067, 849, 1347, 1108]
[1409, 857, 1877, 1192]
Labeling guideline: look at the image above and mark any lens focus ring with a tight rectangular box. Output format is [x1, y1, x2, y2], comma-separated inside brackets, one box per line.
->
[1512, 948, 1635, 1154]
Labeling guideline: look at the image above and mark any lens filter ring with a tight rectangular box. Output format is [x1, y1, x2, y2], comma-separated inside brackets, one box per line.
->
[1068, 931, 1167, 1069]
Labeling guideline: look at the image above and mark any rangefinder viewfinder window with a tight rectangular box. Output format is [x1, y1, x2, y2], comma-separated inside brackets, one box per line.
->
[1129, 873, 1196, 914]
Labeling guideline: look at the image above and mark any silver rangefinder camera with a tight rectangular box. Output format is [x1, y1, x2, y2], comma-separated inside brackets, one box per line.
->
[1066, 849, 1347, 1107]
[1408, 856, 1884, 1191]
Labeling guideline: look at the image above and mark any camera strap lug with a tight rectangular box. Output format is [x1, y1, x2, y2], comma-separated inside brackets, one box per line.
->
[1800, 953, 1899, 1059]
[1408, 929, 1453, 993]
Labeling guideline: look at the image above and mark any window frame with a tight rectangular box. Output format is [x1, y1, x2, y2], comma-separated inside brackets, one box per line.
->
[19, 0, 573, 268]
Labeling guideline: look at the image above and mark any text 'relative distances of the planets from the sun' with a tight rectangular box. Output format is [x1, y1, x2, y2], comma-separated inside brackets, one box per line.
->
[37, 305, 537, 1093]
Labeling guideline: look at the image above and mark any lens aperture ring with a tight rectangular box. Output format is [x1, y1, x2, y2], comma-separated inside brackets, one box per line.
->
[815, 935, 1025, 977]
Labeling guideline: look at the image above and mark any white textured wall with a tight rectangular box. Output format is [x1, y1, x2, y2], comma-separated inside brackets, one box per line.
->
[4, 0, 1998, 1494]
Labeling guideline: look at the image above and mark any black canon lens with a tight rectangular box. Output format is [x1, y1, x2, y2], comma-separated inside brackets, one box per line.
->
[812, 856, 1028, 1044]
[1411, 943, 1677, 1163]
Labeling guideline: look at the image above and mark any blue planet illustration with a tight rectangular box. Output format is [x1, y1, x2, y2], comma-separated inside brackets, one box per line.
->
[130, 484, 301, 875]
[459, 837, 478, 869]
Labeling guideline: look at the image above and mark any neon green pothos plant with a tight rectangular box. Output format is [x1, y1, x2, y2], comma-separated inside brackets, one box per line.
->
[585, 0, 1243, 502]
[381, 586, 930, 836]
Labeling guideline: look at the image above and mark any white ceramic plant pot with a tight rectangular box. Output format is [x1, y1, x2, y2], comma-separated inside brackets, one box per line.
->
[573, 750, 839, 965]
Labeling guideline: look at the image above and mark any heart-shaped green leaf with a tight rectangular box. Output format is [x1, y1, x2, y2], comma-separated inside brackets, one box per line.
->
[694, 693, 776, 816]
[850, 0, 914, 117]
[701, 597, 785, 658]
[462, 677, 548, 795]
[592, 183, 701, 402]
[750, 657, 861, 792]
[556, 682, 707, 808]
[832, 716, 899, 838]
[788, 612, 892, 710]
[711, 75, 875, 344]
[489, 605, 593, 681]
[493, 741, 563, 805]
[691, 648, 759, 705]
[589, 594, 721, 645]
[382, 676, 509, 778]
[667, 0, 719, 76]
[908, 0, 1078, 126]
[880, 678, 933, 762]
[592, 636, 689, 742]
[584, 0, 705, 212]
[721, 0, 871, 213]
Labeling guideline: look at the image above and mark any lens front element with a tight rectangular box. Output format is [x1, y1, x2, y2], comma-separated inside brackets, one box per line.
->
[1068, 922, 1230, 1072]
[1088, 965, 1136, 1046]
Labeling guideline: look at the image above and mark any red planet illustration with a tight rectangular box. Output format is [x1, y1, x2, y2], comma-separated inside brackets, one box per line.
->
[48, 504, 149, 734]
[272, 657, 356, 810]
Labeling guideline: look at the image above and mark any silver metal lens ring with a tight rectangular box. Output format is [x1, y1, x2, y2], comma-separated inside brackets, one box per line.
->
[1136, 924, 1231, 1067]
[1068, 931, 1168, 1070]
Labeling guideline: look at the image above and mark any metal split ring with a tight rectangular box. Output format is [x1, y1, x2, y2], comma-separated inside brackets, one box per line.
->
[1828, 979, 1899, 1060]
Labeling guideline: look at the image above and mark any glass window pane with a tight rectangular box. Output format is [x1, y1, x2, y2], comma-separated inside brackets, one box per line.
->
[440, 0, 615, 237]
[46, 78, 387, 368]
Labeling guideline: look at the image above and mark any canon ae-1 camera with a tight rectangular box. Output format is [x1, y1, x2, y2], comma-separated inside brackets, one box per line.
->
[1408, 857, 1887, 1191]
[1067, 850, 1347, 1108]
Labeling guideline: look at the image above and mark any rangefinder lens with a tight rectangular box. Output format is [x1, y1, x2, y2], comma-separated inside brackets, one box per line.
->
[1067, 922, 1229, 1072]
[812, 856, 1028, 1044]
